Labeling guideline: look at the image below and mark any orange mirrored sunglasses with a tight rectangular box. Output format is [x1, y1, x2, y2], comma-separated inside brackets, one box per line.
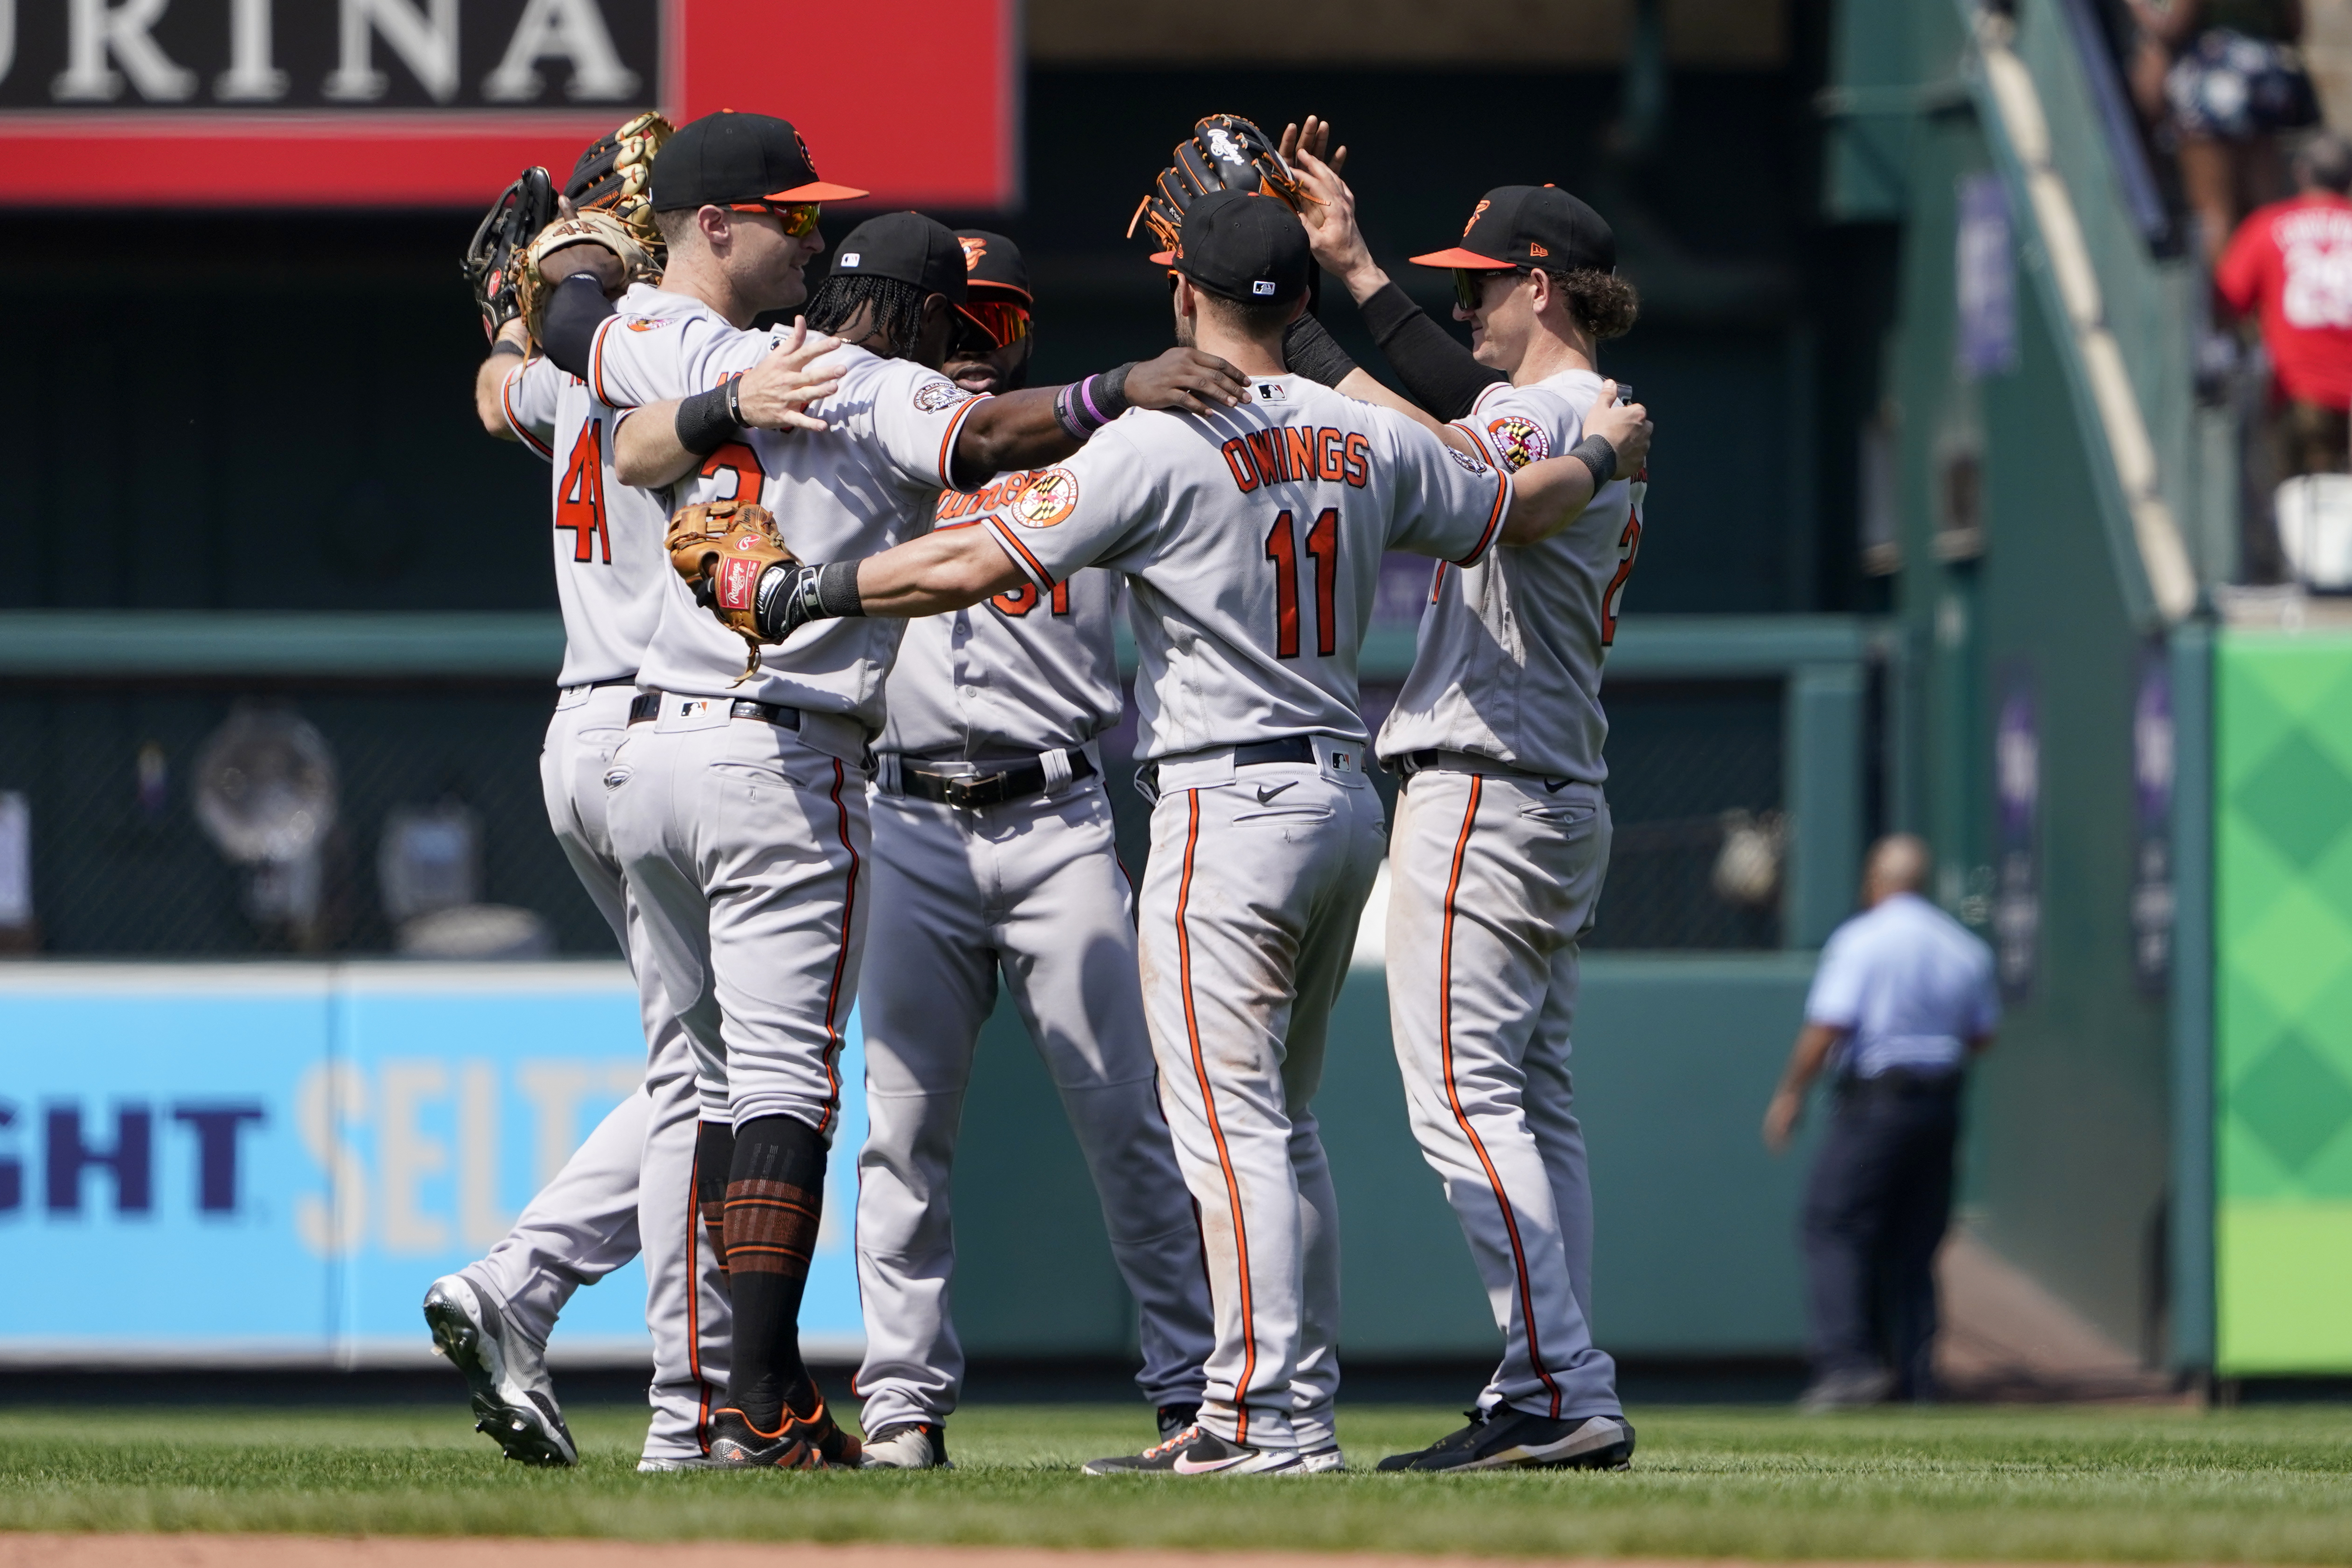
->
[954, 298, 1032, 350]
[727, 201, 823, 238]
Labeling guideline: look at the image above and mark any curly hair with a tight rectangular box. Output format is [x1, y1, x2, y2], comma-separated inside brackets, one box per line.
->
[806, 275, 930, 360]
[1548, 268, 1640, 341]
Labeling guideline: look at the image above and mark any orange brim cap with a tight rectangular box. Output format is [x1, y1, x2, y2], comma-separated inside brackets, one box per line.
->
[768, 180, 869, 201]
[1408, 247, 1515, 269]
[1150, 250, 1176, 266]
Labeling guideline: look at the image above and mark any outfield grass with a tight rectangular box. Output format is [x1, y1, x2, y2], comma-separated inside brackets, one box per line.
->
[1, 1402, 2350, 1561]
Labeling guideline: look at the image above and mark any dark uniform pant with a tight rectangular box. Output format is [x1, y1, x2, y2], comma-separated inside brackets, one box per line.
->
[1800, 1073, 1961, 1398]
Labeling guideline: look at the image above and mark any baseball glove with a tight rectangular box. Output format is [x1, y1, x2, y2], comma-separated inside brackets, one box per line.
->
[1128, 113, 1308, 252]
[566, 111, 674, 251]
[462, 166, 556, 343]
[516, 209, 663, 347]
[667, 501, 799, 682]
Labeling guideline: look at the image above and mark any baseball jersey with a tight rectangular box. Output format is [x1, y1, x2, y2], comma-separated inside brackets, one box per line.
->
[977, 375, 1511, 763]
[1376, 369, 1640, 784]
[588, 297, 988, 723]
[882, 472, 1127, 758]
[502, 334, 686, 688]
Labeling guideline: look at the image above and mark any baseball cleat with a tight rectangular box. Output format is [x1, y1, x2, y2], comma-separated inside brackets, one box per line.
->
[706, 1395, 864, 1470]
[1157, 1401, 1202, 1439]
[1376, 1408, 1634, 1472]
[422, 1274, 577, 1467]
[1082, 1423, 1342, 1476]
[860, 1420, 951, 1470]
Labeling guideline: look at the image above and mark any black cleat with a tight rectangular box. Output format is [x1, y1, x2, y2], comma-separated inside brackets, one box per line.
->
[1377, 1408, 1634, 1472]
[1157, 1401, 1202, 1439]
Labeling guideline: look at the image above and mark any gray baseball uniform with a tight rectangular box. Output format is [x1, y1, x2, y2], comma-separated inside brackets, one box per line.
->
[975, 375, 1511, 1454]
[487, 340, 731, 1469]
[1376, 368, 1640, 1424]
[592, 305, 987, 1145]
[853, 482, 1214, 1435]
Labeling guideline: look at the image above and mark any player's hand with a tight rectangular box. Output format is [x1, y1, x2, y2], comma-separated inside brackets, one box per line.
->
[1762, 1087, 1802, 1153]
[1587, 381, 1653, 474]
[1288, 143, 1384, 303]
[539, 233, 628, 297]
[733, 318, 843, 434]
[1276, 114, 1347, 175]
[1121, 347, 1253, 415]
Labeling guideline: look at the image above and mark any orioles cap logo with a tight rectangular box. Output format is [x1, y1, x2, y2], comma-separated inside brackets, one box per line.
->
[959, 235, 987, 271]
[1464, 198, 1491, 236]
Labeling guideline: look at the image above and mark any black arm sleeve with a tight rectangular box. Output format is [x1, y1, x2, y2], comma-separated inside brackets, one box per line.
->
[541, 273, 619, 380]
[1356, 281, 1507, 422]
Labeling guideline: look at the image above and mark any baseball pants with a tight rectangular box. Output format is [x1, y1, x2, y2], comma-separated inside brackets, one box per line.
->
[457, 683, 725, 1465]
[1386, 765, 1622, 1423]
[1137, 739, 1386, 1453]
[606, 697, 871, 1139]
[853, 768, 1213, 1432]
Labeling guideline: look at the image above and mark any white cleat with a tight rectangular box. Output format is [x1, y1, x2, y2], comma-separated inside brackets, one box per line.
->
[1083, 1423, 1343, 1476]
[422, 1274, 578, 1467]
[860, 1420, 953, 1470]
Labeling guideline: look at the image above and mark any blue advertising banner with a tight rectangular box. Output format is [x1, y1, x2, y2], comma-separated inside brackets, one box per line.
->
[0, 963, 866, 1364]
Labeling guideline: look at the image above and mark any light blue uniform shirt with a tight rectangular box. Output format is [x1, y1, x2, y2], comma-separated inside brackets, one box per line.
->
[1804, 892, 2000, 1078]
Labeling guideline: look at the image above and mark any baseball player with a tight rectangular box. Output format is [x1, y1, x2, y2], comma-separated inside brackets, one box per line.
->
[689, 191, 1645, 1475]
[1280, 130, 1647, 1471]
[850, 230, 1214, 1470]
[432, 120, 839, 1472]
[572, 126, 1254, 1468]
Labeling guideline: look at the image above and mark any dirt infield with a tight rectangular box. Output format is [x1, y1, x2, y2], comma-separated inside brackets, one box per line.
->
[0, 1541, 2169, 1568]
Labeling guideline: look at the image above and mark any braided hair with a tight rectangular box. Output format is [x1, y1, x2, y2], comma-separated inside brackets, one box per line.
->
[805, 275, 930, 360]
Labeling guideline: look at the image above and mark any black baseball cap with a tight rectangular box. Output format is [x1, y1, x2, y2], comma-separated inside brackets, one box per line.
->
[953, 229, 1031, 302]
[830, 212, 969, 300]
[1411, 185, 1614, 274]
[649, 110, 868, 211]
[1157, 189, 1311, 306]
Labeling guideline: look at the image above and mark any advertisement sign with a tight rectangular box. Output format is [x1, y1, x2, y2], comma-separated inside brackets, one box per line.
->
[1957, 171, 2018, 378]
[2214, 632, 2352, 1374]
[1992, 663, 2040, 1000]
[0, 0, 1018, 207]
[2132, 644, 2175, 992]
[0, 962, 867, 1363]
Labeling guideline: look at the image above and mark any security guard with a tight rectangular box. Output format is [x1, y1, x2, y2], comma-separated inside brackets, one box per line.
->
[1763, 834, 1999, 1411]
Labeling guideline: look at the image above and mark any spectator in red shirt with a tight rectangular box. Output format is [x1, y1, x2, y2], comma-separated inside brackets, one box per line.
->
[2217, 132, 2352, 479]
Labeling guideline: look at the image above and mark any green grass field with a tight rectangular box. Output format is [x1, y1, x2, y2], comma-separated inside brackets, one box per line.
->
[2, 1402, 2350, 1561]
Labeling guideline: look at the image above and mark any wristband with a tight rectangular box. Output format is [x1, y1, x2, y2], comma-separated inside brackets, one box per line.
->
[489, 338, 527, 361]
[675, 382, 746, 457]
[1052, 361, 1140, 442]
[1282, 315, 1359, 387]
[1568, 433, 1617, 490]
[752, 560, 865, 641]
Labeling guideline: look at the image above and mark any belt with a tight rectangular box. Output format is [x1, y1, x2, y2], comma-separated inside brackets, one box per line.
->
[898, 747, 1096, 810]
[627, 692, 802, 729]
[590, 676, 635, 689]
[1398, 749, 1574, 788]
[1135, 736, 1318, 800]
[1840, 1068, 1963, 1099]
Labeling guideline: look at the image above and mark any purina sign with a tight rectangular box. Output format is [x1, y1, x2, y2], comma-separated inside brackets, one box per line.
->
[2, 0, 662, 111]
[0, 0, 1018, 207]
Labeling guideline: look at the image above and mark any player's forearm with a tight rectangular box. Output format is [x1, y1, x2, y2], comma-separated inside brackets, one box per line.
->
[1778, 1023, 1846, 1096]
[950, 388, 1079, 489]
[852, 529, 1027, 616]
[615, 400, 702, 487]
[1358, 282, 1507, 422]
[1495, 454, 1600, 547]
[473, 324, 530, 439]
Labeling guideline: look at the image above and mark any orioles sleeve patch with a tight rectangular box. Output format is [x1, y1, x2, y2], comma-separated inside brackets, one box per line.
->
[1012, 467, 1079, 527]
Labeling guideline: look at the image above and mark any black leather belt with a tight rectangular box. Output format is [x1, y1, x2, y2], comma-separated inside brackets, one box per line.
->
[1399, 749, 1572, 788]
[627, 693, 802, 729]
[1232, 737, 1318, 767]
[590, 676, 635, 689]
[899, 748, 1095, 809]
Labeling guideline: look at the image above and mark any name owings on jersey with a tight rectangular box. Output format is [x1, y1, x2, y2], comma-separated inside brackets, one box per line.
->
[1220, 426, 1373, 495]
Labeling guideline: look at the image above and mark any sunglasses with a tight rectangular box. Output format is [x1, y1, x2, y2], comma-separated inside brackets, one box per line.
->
[726, 201, 823, 238]
[954, 298, 1031, 352]
[1451, 266, 1525, 312]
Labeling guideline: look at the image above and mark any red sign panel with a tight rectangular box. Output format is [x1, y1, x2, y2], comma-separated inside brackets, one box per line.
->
[0, 0, 1018, 209]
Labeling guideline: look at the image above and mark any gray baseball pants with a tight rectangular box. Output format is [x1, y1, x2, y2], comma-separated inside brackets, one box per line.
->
[458, 682, 727, 1466]
[853, 766, 1213, 1432]
[1385, 765, 1622, 1423]
[1136, 739, 1386, 1453]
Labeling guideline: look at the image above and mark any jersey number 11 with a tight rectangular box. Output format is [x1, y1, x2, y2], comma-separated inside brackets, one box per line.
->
[1266, 507, 1339, 659]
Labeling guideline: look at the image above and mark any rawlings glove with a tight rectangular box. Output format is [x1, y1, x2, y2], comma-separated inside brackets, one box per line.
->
[517, 210, 662, 347]
[1128, 113, 1308, 253]
[462, 166, 556, 343]
[565, 111, 674, 253]
[666, 501, 809, 682]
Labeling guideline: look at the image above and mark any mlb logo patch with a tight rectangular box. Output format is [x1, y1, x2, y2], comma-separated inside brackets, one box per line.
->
[1253, 280, 1276, 296]
[841, 253, 861, 268]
